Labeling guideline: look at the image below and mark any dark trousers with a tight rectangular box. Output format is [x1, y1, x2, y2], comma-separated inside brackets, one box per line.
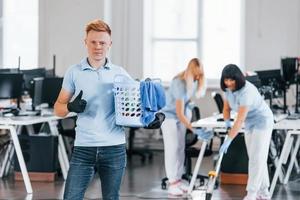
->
[63, 144, 126, 200]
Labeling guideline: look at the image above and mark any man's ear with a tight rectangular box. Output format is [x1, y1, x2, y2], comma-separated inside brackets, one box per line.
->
[84, 38, 87, 47]
[106, 40, 112, 51]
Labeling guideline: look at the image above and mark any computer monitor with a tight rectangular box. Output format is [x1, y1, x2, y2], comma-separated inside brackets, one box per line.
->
[31, 77, 44, 110]
[0, 73, 23, 99]
[21, 68, 46, 91]
[42, 77, 63, 108]
[245, 75, 261, 88]
[0, 68, 19, 73]
[255, 69, 285, 91]
[45, 69, 55, 77]
[281, 57, 298, 85]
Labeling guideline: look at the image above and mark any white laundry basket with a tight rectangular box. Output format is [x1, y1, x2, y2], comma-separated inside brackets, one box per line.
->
[113, 75, 143, 127]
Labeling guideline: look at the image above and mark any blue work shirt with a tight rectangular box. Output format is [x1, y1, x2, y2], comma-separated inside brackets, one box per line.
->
[62, 58, 131, 146]
[224, 81, 273, 132]
[162, 77, 197, 120]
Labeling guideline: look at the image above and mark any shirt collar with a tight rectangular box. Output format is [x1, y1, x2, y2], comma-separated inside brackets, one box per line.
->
[80, 58, 111, 71]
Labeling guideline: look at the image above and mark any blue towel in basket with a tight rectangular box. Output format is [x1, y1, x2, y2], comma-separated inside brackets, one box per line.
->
[140, 80, 166, 126]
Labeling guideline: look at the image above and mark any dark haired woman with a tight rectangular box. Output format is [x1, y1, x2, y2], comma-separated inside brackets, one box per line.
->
[219, 64, 273, 200]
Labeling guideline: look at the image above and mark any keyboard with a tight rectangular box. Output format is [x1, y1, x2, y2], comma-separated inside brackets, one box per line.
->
[18, 110, 40, 116]
[273, 114, 288, 122]
[216, 118, 234, 122]
[286, 113, 300, 120]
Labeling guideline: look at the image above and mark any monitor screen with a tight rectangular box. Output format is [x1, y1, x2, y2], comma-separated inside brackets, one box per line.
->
[42, 77, 63, 107]
[281, 57, 298, 84]
[31, 77, 44, 109]
[45, 69, 55, 77]
[255, 69, 285, 90]
[245, 75, 261, 88]
[0, 68, 19, 73]
[21, 68, 46, 91]
[0, 73, 23, 99]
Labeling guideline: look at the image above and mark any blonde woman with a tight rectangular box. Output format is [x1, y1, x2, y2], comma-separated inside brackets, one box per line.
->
[161, 58, 207, 196]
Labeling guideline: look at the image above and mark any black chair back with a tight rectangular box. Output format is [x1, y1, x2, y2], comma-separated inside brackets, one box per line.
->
[212, 92, 224, 113]
[186, 106, 200, 146]
[191, 106, 200, 122]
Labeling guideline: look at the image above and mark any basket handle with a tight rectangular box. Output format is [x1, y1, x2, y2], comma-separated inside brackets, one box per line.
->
[114, 74, 134, 83]
[144, 78, 162, 83]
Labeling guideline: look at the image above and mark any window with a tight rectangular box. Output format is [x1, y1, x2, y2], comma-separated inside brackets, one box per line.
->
[1, 0, 38, 69]
[144, 0, 244, 84]
[202, 0, 243, 80]
[144, 0, 198, 82]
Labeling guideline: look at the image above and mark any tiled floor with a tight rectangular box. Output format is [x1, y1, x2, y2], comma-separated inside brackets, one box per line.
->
[0, 150, 300, 199]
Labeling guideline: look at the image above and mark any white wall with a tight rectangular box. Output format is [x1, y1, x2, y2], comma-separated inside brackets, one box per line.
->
[245, 0, 300, 71]
[38, 0, 143, 78]
[109, 0, 143, 79]
[39, 0, 300, 74]
[38, 0, 300, 116]
[39, 0, 104, 76]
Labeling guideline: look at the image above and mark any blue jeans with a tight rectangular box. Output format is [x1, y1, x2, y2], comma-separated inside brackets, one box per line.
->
[63, 144, 126, 200]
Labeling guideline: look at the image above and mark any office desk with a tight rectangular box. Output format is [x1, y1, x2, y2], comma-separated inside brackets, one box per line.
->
[188, 115, 234, 194]
[270, 119, 300, 196]
[190, 114, 296, 198]
[0, 112, 76, 194]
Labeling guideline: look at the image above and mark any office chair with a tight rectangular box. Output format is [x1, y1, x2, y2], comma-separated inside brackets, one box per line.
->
[211, 92, 224, 114]
[211, 92, 226, 146]
[182, 106, 212, 184]
[161, 105, 210, 189]
[127, 113, 165, 162]
[127, 127, 154, 163]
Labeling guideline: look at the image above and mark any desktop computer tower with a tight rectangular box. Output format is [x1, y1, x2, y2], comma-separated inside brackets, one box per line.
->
[14, 134, 58, 172]
[220, 133, 249, 185]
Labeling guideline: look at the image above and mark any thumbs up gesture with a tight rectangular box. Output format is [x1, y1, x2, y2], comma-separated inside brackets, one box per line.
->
[67, 90, 87, 113]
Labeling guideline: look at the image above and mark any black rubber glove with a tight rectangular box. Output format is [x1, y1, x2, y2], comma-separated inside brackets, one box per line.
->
[67, 90, 87, 113]
[145, 112, 165, 129]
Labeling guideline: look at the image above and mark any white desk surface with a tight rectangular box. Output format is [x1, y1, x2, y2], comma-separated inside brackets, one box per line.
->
[191, 113, 300, 198]
[192, 113, 290, 130]
[0, 112, 76, 126]
[191, 115, 227, 128]
[274, 118, 300, 130]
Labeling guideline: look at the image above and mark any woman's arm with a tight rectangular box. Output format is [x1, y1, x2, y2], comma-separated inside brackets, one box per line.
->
[228, 106, 248, 139]
[175, 99, 193, 132]
[223, 100, 231, 120]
